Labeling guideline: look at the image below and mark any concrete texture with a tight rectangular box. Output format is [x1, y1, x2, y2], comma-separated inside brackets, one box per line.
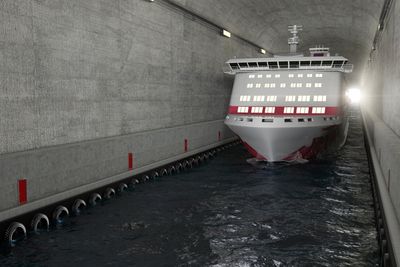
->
[172, 0, 383, 82]
[363, 0, 400, 264]
[0, 0, 258, 219]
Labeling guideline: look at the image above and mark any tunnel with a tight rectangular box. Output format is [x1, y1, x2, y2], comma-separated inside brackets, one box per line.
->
[0, 0, 399, 266]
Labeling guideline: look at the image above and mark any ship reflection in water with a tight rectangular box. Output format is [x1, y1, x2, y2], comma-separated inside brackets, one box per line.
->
[0, 109, 378, 266]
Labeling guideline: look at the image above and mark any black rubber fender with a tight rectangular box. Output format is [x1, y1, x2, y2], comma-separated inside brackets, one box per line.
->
[161, 168, 168, 176]
[4, 222, 26, 247]
[176, 163, 183, 173]
[168, 165, 176, 175]
[31, 213, 50, 233]
[52, 206, 69, 224]
[129, 178, 139, 190]
[103, 187, 116, 200]
[141, 175, 150, 183]
[89, 193, 102, 207]
[117, 183, 128, 194]
[72, 199, 87, 215]
[185, 160, 192, 169]
[151, 171, 159, 180]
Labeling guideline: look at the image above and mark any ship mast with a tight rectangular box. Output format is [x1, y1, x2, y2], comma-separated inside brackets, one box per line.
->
[288, 25, 303, 53]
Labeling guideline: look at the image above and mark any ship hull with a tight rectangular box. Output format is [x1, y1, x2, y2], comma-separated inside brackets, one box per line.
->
[226, 118, 347, 162]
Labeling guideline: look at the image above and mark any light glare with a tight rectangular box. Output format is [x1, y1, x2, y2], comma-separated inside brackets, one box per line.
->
[346, 88, 362, 104]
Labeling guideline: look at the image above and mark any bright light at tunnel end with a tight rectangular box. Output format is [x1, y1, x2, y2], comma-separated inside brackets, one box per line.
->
[345, 88, 362, 104]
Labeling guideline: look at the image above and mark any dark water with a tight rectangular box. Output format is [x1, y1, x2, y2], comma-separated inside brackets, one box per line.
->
[0, 110, 378, 266]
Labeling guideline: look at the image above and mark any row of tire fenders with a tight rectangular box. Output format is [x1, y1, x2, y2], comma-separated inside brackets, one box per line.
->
[2, 141, 241, 248]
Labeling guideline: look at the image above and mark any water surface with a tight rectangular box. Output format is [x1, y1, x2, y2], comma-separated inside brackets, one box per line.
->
[0, 110, 378, 266]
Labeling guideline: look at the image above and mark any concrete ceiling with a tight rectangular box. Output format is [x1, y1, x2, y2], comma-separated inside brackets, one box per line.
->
[174, 0, 384, 83]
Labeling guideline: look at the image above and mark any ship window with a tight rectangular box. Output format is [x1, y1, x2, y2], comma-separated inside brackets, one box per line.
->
[307, 74, 313, 78]
[262, 118, 274, 123]
[290, 83, 296, 88]
[306, 83, 312, 88]
[297, 83, 302, 88]
[238, 106, 249, 113]
[264, 83, 270, 88]
[270, 83, 276, 88]
[239, 63, 248, 68]
[300, 61, 310, 67]
[249, 74, 255, 78]
[256, 83, 261, 88]
[315, 83, 322, 88]
[333, 61, 344, 68]
[298, 95, 310, 102]
[240, 95, 251, 102]
[266, 74, 272, 78]
[322, 61, 332, 66]
[288, 74, 295, 78]
[258, 62, 268, 67]
[297, 74, 303, 78]
[247, 83, 254, 88]
[284, 107, 295, 114]
[285, 95, 296, 102]
[307, 118, 313, 122]
[312, 107, 326, 114]
[248, 62, 258, 67]
[251, 107, 263, 113]
[253, 95, 265, 102]
[257, 74, 263, 78]
[290, 61, 299, 68]
[275, 74, 281, 78]
[296, 107, 309, 114]
[316, 73, 323, 78]
[298, 118, 305, 122]
[284, 118, 293, 123]
[313, 95, 327, 102]
[279, 61, 288, 68]
[239, 117, 244, 121]
[266, 96, 277, 102]
[311, 61, 321, 66]
[230, 63, 239, 70]
[269, 62, 278, 69]
[265, 107, 275, 113]
[247, 118, 253, 122]
[280, 83, 286, 88]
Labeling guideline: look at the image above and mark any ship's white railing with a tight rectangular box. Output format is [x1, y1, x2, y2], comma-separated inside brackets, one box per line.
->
[224, 59, 353, 74]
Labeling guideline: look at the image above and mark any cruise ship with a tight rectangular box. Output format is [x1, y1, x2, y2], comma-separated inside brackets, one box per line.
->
[224, 26, 353, 162]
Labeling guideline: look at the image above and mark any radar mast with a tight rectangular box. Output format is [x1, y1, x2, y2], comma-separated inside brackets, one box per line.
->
[288, 25, 303, 53]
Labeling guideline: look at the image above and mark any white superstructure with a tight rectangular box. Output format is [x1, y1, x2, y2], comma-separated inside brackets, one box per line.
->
[224, 26, 352, 162]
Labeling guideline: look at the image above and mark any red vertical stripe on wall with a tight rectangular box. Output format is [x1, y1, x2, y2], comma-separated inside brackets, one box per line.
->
[128, 153, 133, 170]
[18, 179, 27, 205]
[184, 139, 188, 152]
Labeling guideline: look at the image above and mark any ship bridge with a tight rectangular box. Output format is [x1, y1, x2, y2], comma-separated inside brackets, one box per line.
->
[0, 0, 399, 266]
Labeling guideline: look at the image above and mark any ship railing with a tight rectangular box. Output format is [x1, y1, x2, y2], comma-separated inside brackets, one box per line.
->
[223, 63, 353, 74]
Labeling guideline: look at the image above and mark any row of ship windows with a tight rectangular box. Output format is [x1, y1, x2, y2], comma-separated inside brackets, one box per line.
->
[239, 95, 327, 102]
[237, 106, 326, 114]
[249, 73, 323, 79]
[246, 83, 323, 88]
[234, 117, 339, 123]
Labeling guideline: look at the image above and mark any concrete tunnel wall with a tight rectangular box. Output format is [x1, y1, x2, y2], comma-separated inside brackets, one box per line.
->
[0, 1, 258, 218]
[362, 0, 400, 253]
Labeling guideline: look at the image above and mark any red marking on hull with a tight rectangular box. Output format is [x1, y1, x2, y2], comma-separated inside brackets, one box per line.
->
[243, 142, 267, 161]
[128, 153, 133, 170]
[184, 139, 188, 152]
[18, 179, 27, 205]
[283, 125, 340, 161]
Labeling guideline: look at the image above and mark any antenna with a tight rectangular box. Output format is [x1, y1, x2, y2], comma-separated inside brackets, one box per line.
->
[288, 25, 303, 53]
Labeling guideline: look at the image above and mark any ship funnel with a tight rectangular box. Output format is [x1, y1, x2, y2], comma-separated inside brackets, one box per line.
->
[288, 25, 302, 53]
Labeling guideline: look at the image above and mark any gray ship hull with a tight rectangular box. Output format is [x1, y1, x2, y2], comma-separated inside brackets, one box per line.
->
[225, 116, 347, 162]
